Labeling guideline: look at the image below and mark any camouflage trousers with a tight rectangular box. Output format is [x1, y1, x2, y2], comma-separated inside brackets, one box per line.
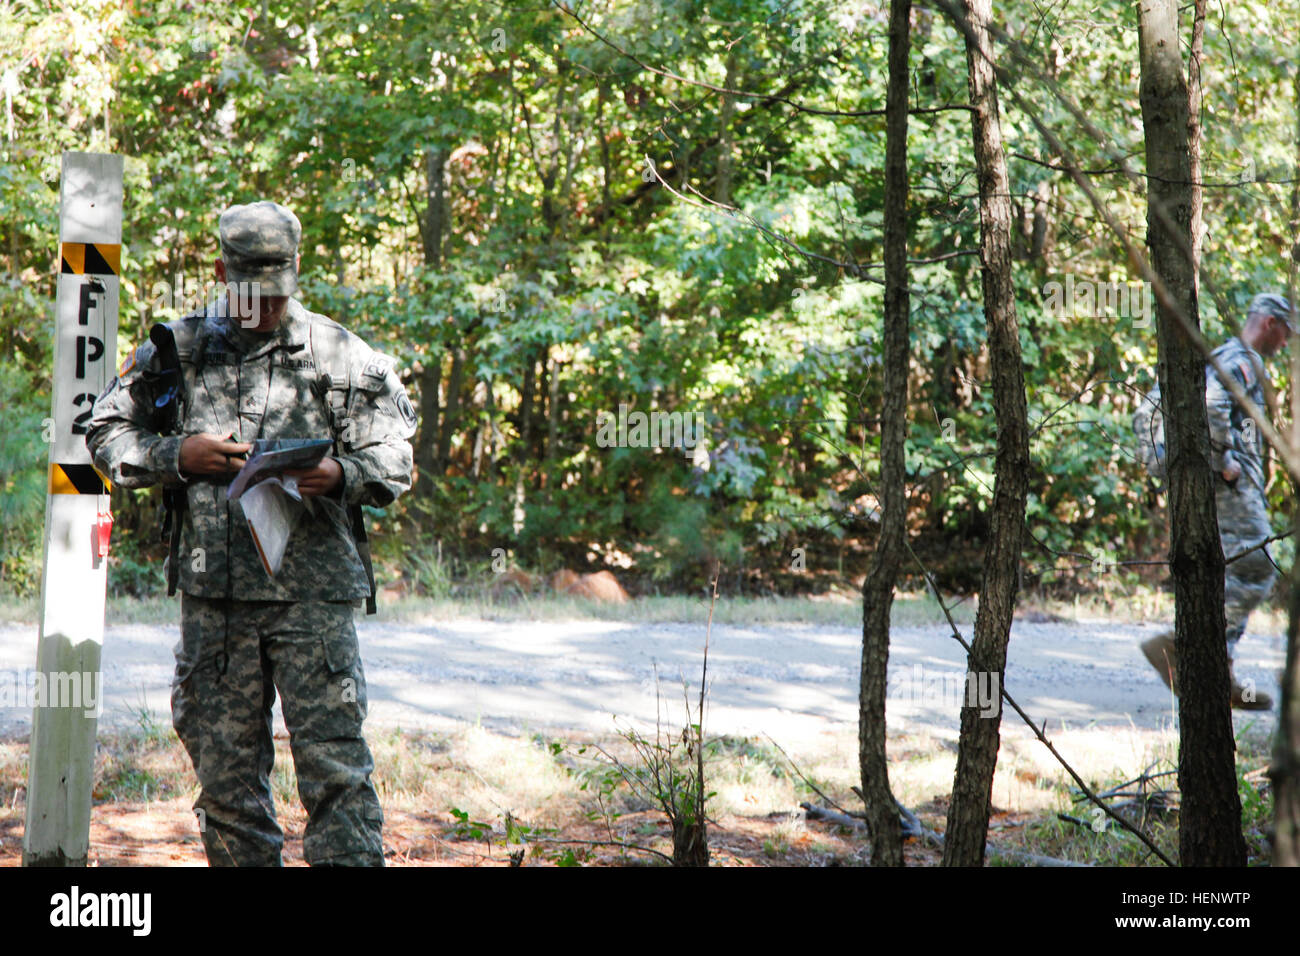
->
[1217, 479, 1277, 657]
[173, 594, 384, 866]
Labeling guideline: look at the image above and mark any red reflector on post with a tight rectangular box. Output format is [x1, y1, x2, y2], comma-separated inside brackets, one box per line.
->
[96, 511, 113, 558]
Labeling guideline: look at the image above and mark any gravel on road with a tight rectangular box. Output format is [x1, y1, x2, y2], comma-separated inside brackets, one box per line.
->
[0, 613, 1283, 750]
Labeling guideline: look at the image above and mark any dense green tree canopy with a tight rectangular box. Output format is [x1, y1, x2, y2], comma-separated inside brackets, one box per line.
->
[2, 0, 1297, 597]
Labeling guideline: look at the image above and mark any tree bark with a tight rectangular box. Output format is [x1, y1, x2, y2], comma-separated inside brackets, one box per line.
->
[1137, 0, 1245, 867]
[1187, 0, 1206, 293]
[859, 0, 911, 869]
[1269, 61, 1300, 868]
[414, 357, 442, 478]
[414, 144, 450, 493]
[715, 48, 740, 205]
[942, 0, 1031, 867]
[422, 147, 448, 268]
[596, 79, 613, 244]
[518, 355, 536, 465]
[1276, 539, 1300, 865]
[545, 350, 561, 465]
[535, 354, 549, 477]
[436, 346, 466, 473]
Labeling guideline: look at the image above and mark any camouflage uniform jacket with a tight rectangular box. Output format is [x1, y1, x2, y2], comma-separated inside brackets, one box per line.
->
[86, 298, 416, 601]
[1205, 337, 1269, 492]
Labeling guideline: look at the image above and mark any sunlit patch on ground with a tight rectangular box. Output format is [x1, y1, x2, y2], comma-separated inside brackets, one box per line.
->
[0, 716, 1273, 866]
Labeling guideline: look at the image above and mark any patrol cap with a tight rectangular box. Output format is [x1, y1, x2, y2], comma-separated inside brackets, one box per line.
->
[1249, 292, 1295, 333]
[218, 201, 301, 296]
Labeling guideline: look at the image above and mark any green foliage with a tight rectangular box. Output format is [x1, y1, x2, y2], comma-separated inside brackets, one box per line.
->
[0, 362, 50, 596]
[2, 0, 1297, 598]
[447, 807, 493, 841]
[578, 637, 714, 866]
[580, 718, 713, 867]
[105, 532, 166, 600]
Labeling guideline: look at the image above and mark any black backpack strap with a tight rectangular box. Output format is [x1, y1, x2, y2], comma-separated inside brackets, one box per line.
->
[163, 486, 184, 596]
[351, 504, 377, 615]
[154, 313, 205, 597]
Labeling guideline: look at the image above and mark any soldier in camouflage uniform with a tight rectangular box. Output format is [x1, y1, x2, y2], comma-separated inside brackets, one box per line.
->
[1141, 292, 1292, 710]
[86, 201, 416, 865]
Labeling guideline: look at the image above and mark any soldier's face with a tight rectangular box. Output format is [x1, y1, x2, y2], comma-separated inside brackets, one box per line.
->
[239, 294, 290, 332]
[1261, 314, 1292, 356]
[214, 258, 293, 331]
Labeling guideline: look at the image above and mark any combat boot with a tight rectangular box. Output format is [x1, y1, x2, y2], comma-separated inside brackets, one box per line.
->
[1141, 631, 1273, 709]
[1139, 632, 1177, 690]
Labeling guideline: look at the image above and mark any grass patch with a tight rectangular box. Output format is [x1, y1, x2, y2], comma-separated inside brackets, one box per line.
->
[92, 705, 191, 805]
[2, 585, 1288, 637]
[7, 591, 973, 629]
[1019, 584, 1289, 635]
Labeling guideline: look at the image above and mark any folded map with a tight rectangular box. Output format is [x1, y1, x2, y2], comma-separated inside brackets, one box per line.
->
[227, 438, 334, 501]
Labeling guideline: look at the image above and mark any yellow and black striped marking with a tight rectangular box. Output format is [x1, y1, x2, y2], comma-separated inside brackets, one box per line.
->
[60, 242, 121, 277]
[49, 463, 111, 495]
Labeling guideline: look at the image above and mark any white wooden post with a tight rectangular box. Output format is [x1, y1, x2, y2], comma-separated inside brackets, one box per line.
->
[23, 152, 122, 867]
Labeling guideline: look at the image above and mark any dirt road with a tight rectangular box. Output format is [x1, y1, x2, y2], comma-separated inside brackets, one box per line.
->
[0, 614, 1283, 747]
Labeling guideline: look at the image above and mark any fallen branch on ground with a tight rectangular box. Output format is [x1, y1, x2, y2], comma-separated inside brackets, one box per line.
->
[526, 837, 674, 864]
[802, 802, 1090, 867]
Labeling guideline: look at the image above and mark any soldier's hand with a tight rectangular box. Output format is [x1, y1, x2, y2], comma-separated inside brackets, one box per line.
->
[1221, 458, 1242, 484]
[284, 457, 343, 497]
[180, 433, 252, 476]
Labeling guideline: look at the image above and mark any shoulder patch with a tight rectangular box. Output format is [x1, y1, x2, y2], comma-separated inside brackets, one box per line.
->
[118, 347, 137, 377]
[359, 353, 395, 388]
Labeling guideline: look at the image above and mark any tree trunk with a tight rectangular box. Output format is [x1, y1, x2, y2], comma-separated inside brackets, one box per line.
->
[423, 147, 448, 268]
[545, 351, 561, 465]
[1187, 0, 1206, 293]
[596, 80, 613, 243]
[518, 355, 536, 465]
[436, 346, 466, 473]
[715, 48, 740, 205]
[414, 145, 450, 494]
[1276, 533, 1300, 865]
[414, 357, 442, 478]
[859, 0, 911, 869]
[1269, 61, 1300, 868]
[942, 0, 1031, 867]
[1137, 0, 1245, 867]
[535, 354, 549, 479]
